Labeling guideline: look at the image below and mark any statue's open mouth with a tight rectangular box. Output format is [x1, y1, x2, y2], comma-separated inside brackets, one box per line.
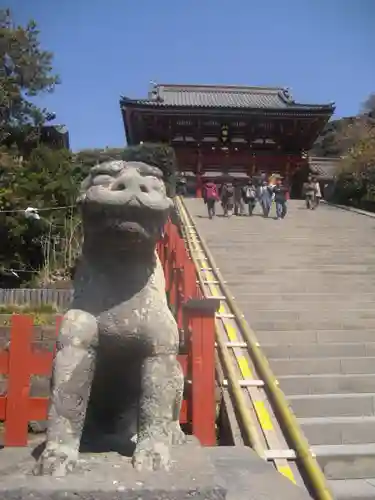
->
[115, 220, 150, 236]
[82, 204, 166, 241]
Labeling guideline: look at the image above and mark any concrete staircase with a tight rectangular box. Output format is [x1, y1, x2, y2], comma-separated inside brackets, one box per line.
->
[262, 331, 375, 499]
[184, 198, 375, 500]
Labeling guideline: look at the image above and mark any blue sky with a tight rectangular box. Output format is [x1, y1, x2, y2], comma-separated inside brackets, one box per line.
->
[11, 0, 375, 152]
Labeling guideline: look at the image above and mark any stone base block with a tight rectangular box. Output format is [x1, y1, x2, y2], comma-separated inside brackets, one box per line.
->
[0, 437, 225, 500]
[208, 446, 313, 500]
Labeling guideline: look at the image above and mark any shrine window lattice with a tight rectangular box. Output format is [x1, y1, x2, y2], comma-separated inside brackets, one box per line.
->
[176, 120, 193, 126]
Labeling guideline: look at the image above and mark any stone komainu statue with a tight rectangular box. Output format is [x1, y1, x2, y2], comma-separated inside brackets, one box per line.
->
[34, 160, 186, 477]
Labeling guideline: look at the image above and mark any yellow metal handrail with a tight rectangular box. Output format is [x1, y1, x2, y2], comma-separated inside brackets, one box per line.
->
[176, 197, 264, 454]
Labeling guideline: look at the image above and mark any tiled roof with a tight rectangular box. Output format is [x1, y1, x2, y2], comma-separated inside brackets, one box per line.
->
[40, 125, 70, 149]
[121, 84, 335, 111]
[309, 157, 341, 179]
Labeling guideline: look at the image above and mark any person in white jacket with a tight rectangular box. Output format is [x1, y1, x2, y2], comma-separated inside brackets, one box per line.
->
[314, 178, 322, 208]
[259, 181, 273, 218]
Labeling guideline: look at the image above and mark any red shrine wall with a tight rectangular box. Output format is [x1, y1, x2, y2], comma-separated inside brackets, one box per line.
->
[175, 148, 305, 173]
[174, 146, 307, 196]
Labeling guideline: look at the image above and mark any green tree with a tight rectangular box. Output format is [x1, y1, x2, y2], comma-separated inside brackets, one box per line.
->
[0, 9, 73, 286]
[0, 8, 59, 148]
[73, 147, 124, 182]
[334, 112, 375, 205]
[0, 146, 81, 286]
[122, 143, 177, 197]
[362, 93, 375, 118]
[311, 93, 375, 158]
[74, 144, 178, 196]
[341, 119, 375, 175]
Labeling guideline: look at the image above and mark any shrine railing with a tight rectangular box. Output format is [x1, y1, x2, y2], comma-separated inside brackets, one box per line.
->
[0, 218, 217, 448]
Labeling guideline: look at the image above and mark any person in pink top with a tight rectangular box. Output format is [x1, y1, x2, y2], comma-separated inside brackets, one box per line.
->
[203, 181, 219, 219]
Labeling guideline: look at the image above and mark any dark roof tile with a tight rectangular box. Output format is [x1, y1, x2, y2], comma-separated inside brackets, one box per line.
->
[121, 84, 335, 111]
[309, 157, 341, 179]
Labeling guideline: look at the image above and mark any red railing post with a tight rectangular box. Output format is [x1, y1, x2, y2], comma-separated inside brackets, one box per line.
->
[183, 257, 198, 302]
[160, 221, 170, 286]
[184, 298, 219, 446]
[175, 237, 187, 330]
[169, 225, 179, 309]
[4, 314, 34, 446]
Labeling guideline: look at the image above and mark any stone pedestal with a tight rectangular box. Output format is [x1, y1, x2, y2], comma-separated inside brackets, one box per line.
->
[0, 438, 225, 500]
[0, 437, 314, 500]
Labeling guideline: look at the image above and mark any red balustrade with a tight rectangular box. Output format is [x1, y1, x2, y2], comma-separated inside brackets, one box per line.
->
[1, 219, 217, 447]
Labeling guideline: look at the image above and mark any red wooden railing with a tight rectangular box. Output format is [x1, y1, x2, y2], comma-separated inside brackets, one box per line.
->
[157, 219, 217, 444]
[0, 219, 217, 447]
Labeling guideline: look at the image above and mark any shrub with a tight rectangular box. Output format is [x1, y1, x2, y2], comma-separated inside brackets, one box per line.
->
[122, 143, 177, 197]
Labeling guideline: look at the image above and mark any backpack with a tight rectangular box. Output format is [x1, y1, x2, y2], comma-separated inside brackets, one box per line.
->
[205, 184, 218, 200]
[224, 185, 234, 197]
[244, 185, 255, 200]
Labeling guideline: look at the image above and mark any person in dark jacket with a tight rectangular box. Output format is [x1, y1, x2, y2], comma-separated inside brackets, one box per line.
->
[234, 181, 245, 216]
[272, 177, 288, 219]
[176, 176, 187, 196]
[242, 179, 257, 216]
[221, 182, 235, 217]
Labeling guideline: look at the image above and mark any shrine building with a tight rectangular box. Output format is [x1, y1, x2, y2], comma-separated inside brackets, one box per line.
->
[120, 83, 335, 196]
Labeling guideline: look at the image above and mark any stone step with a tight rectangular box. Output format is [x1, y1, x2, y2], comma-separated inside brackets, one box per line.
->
[234, 283, 375, 294]
[262, 342, 375, 359]
[288, 393, 375, 418]
[298, 416, 375, 446]
[246, 302, 375, 311]
[257, 330, 375, 345]
[248, 311, 375, 322]
[244, 290, 375, 298]
[207, 446, 310, 500]
[241, 270, 375, 278]
[270, 357, 375, 376]
[249, 319, 375, 332]
[277, 374, 375, 396]
[328, 478, 375, 500]
[312, 444, 375, 480]
[245, 259, 375, 266]
[236, 292, 375, 302]
[232, 263, 375, 271]
[229, 273, 375, 282]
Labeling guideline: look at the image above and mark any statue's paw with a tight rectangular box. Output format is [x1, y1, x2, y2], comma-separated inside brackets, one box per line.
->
[132, 439, 171, 472]
[170, 422, 187, 445]
[33, 446, 78, 477]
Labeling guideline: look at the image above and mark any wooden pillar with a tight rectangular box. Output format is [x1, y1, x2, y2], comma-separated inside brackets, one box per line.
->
[196, 148, 203, 198]
[251, 152, 256, 176]
[285, 155, 291, 185]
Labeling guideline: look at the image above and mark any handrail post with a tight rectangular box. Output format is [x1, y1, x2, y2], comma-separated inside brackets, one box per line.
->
[169, 225, 178, 309]
[183, 257, 198, 302]
[5, 314, 34, 446]
[163, 220, 172, 292]
[175, 237, 186, 330]
[184, 297, 220, 446]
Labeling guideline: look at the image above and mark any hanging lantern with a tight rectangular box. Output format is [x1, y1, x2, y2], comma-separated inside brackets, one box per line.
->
[221, 124, 229, 143]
